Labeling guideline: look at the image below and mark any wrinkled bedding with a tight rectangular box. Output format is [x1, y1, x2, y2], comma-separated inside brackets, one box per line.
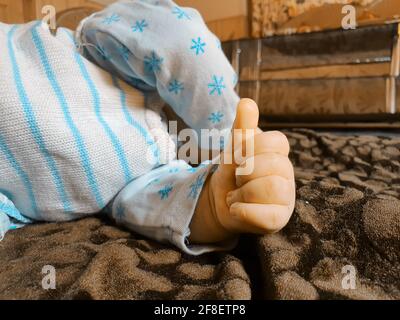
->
[0, 129, 399, 300]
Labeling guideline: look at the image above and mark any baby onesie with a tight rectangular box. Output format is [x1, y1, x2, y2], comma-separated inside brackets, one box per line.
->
[0, 0, 239, 255]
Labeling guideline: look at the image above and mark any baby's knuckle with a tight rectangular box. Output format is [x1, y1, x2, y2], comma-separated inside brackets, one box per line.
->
[273, 131, 290, 150]
[258, 131, 290, 155]
[278, 132, 290, 151]
[284, 156, 294, 170]
[242, 186, 257, 203]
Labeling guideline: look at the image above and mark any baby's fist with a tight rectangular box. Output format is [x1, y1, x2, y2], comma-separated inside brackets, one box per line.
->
[210, 99, 295, 235]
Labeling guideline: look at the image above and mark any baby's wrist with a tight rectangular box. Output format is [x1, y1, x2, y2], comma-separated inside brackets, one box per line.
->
[189, 173, 235, 244]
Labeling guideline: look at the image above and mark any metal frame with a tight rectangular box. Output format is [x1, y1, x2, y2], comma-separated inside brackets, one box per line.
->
[232, 40, 241, 95]
[387, 23, 400, 114]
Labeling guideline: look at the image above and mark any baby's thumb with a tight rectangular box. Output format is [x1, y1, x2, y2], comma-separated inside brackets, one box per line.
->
[233, 98, 259, 134]
[222, 99, 259, 173]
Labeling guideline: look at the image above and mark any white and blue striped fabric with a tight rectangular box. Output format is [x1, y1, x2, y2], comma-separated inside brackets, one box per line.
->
[0, 0, 239, 255]
[0, 21, 166, 220]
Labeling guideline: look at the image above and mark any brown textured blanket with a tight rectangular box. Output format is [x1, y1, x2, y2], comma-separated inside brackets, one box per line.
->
[0, 129, 399, 300]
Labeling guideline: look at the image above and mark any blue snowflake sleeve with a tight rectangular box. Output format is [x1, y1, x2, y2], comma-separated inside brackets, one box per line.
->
[76, 0, 239, 146]
[109, 160, 238, 255]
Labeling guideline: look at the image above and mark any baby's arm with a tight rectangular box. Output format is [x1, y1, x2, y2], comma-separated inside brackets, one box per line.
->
[110, 159, 237, 255]
[78, 1, 295, 250]
[76, 0, 239, 141]
[109, 99, 295, 253]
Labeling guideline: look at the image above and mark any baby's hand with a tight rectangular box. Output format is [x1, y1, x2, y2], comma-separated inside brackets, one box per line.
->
[190, 99, 295, 243]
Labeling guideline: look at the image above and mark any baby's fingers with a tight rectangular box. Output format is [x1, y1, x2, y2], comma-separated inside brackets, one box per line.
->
[236, 153, 294, 187]
[234, 130, 290, 164]
[229, 203, 292, 234]
[227, 175, 294, 206]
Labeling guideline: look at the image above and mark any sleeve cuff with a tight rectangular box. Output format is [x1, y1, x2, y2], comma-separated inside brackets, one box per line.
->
[168, 162, 238, 255]
[111, 160, 238, 255]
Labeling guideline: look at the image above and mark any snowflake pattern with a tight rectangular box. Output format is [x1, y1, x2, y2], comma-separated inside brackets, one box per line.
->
[208, 111, 224, 124]
[190, 37, 206, 55]
[158, 184, 173, 200]
[102, 13, 120, 25]
[144, 51, 163, 73]
[188, 173, 207, 199]
[172, 6, 191, 20]
[132, 19, 148, 32]
[168, 80, 184, 94]
[208, 75, 226, 96]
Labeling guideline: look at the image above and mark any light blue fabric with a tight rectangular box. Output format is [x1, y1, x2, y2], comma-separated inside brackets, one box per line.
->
[76, 0, 240, 144]
[0, 192, 33, 240]
[0, 211, 10, 241]
[110, 160, 238, 255]
[1, 21, 160, 220]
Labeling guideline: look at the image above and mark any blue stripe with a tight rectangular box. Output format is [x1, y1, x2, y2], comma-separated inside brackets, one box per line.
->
[30, 25, 105, 208]
[0, 133, 39, 217]
[7, 25, 73, 213]
[62, 28, 159, 166]
[74, 52, 134, 183]
[112, 76, 160, 166]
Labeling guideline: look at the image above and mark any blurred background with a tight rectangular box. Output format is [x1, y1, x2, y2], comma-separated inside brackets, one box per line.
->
[1, 0, 400, 129]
